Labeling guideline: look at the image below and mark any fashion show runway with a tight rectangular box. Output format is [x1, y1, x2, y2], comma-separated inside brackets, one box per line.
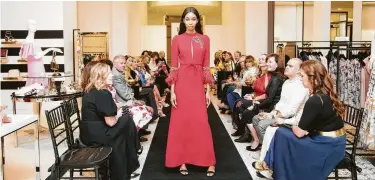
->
[139, 104, 253, 180]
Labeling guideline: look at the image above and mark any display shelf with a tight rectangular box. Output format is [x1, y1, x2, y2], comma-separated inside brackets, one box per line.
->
[1, 43, 23, 48]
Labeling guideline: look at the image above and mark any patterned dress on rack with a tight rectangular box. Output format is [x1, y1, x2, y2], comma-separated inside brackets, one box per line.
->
[339, 58, 348, 102]
[359, 57, 375, 150]
[351, 58, 362, 108]
[328, 58, 337, 88]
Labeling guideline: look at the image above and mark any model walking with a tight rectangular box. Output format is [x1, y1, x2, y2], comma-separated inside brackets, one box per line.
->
[165, 7, 216, 177]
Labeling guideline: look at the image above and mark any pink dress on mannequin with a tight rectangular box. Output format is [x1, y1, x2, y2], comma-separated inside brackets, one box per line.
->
[20, 43, 48, 87]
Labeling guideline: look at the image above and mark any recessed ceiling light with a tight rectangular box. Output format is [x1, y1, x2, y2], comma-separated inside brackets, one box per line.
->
[338, 8, 342, 10]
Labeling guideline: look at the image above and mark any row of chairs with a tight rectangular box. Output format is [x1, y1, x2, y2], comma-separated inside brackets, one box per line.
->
[45, 97, 112, 180]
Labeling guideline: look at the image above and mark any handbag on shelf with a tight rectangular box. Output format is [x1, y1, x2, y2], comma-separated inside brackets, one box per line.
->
[50, 51, 61, 76]
[3, 69, 21, 80]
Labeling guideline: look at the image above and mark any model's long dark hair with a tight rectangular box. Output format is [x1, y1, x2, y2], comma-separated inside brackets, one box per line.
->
[178, 7, 203, 35]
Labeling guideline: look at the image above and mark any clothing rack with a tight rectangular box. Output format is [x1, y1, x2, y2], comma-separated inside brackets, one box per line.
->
[297, 44, 371, 94]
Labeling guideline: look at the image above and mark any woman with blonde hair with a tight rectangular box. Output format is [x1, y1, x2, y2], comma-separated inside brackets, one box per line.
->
[253, 60, 346, 180]
[80, 63, 140, 180]
[81, 61, 99, 91]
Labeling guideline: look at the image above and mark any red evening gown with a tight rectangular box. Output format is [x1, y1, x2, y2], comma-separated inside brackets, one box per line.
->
[165, 32, 216, 168]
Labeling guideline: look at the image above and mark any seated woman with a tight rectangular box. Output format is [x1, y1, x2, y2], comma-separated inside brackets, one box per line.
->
[227, 55, 259, 111]
[134, 57, 167, 117]
[124, 56, 140, 98]
[252, 60, 346, 180]
[217, 54, 244, 111]
[233, 54, 284, 143]
[154, 52, 170, 95]
[80, 62, 140, 180]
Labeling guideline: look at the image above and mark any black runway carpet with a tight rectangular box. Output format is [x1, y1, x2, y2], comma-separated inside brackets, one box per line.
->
[139, 104, 252, 180]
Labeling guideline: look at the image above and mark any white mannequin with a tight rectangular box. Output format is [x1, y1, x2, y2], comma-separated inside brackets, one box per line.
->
[25, 19, 36, 44]
[22, 19, 63, 58]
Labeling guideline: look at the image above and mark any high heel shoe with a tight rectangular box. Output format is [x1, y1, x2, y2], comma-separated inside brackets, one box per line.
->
[137, 146, 143, 155]
[246, 143, 261, 151]
[179, 165, 188, 176]
[207, 166, 215, 177]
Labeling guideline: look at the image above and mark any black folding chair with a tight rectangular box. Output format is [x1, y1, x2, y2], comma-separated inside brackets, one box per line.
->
[45, 104, 112, 179]
[328, 105, 363, 180]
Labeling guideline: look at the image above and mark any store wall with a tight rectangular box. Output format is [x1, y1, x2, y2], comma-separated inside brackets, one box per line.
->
[0, 1, 67, 113]
[141, 25, 167, 56]
[77, 1, 148, 58]
[245, 1, 269, 57]
[128, 1, 148, 56]
[362, 5, 375, 41]
[77, 1, 112, 32]
[205, 25, 225, 66]
[274, 5, 314, 42]
[222, 1, 245, 54]
[77, 1, 113, 57]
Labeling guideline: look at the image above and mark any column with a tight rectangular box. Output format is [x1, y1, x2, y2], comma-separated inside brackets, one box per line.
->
[353, 1, 362, 41]
[63, 1, 77, 76]
[245, 1, 269, 57]
[128, 1, 147, 56]
[222, 2, 245, 54]
[111, 1, 129, 58]
[312, 1, 331, 47]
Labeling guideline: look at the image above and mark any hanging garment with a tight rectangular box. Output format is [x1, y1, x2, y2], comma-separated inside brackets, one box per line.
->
[320, 55, 328, 70]
[338, 58, 348, 102]
[361, 57, 371, 107]
[351, 58, 362, 108]
[328, 58, 338, 90]
[359, 57, 375, 150]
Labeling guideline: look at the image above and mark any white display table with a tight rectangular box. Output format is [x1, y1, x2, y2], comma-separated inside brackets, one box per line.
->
[0, 114, 40, 180]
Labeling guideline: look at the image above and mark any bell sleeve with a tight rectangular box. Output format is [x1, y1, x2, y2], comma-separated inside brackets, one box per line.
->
[202, 35, 214, 84]
[165, 35, 179, 86]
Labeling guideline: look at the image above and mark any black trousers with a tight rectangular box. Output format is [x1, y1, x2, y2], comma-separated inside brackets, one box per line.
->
[155, 75, 168, 94]
[108, 115, 140, 180]
[217, 71, 233, 99]
[139, 87, 158, 120]
[232, 99, 256, 133]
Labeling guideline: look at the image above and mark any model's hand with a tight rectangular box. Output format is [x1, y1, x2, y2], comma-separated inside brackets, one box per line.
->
[206, 93, 211, 108]
[171, 92, 177, 108]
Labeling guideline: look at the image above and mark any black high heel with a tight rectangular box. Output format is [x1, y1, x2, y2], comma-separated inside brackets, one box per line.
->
[137, 146, 143, 155]
[246, 143, 261, 151]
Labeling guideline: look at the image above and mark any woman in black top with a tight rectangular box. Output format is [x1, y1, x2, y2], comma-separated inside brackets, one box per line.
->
[80, 63, 139, 180]
[252, 60, 346, 180]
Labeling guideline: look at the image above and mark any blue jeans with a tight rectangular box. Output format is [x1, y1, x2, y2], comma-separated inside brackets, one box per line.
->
[227, 91, 241, 111]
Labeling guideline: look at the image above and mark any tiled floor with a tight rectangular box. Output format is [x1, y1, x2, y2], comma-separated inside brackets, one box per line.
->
[2, 94, 375, 180]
